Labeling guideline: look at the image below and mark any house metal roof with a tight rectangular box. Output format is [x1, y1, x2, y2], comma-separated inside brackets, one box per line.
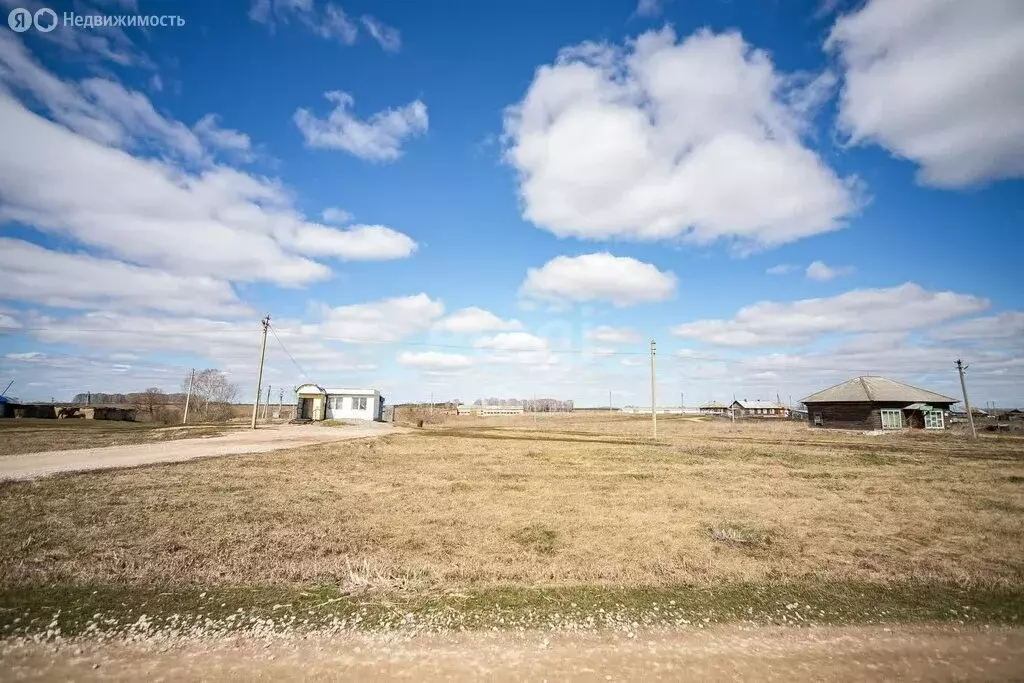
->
[800, 376, 957, 405]
[732, 400, 786, 409]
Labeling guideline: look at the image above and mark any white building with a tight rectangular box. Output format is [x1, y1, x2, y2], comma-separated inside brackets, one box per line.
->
[295, 384, 384, 421]
[456, 404, 524, 416]
[621, 406, 701, 415]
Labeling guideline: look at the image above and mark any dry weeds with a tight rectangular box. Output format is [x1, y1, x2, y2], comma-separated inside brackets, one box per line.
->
[0, 415, 1021, 590]
[0, 419, 231, 456]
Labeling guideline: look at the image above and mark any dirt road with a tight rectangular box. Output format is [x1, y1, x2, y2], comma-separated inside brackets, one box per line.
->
[2, 624, 1021, 681]
[0, 423, 395, 481]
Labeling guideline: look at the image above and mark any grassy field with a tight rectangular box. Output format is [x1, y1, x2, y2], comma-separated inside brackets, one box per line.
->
[0, 419, 233, 456]
[0, 414, 1022, 634]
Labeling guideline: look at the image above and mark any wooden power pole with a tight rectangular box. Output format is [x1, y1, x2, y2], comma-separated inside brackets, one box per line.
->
[183, 368, 195, 424]
[956, 359, 977, 439]
[251, 315, 270, 430]
[650, 339, 657, 439]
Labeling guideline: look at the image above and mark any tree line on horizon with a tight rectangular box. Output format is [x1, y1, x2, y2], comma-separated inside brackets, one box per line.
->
[472, 398, 574, 412]
[70, 369, 240, 423]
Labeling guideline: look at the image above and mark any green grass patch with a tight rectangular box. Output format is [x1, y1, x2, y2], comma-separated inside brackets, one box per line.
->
[1, 581, 1021, 639]
[320, 420, 361, 428]
[511, 523, 559, 555]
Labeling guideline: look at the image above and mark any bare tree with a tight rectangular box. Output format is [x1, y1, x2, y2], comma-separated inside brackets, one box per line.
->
[181, 369, 239, 422]
[131, 387, 165, 419]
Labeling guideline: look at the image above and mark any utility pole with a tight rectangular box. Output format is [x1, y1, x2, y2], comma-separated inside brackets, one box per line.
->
[251, 315, 270, 430]
[680, 392, 684, 412]
[183, 368, 195, 424]
[956, 359, 977, 439]
[262, 384, 271, 420]
[650, 339, 657, 439]
[609, 390, 613, 414]
[278, 388, 284, 419]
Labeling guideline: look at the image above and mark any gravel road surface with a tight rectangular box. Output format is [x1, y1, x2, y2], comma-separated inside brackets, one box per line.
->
[0, 423, 395, 481]
[2, 624, 1022, 681]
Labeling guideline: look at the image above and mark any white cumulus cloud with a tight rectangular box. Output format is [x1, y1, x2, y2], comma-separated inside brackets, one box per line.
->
[503, 27, 858, 250]
[321, 207, 354, 224]
[930, 312, 1024, 343]
[397, 351, 473, 370]
[193, 114, 254, 161]
[249, 0, 358, 45]
[318, 294, 444, 342]
[287, 224, 417, 261]
[473, 332, 549, 352]
[827, 0, 1024, 187]
[585, 325, 642, 344]
[0, 238, 250, 317]
[0, 37, 418, 287]
[520, 253, 676, 307]
[805, 260, 855, 281]
[434, 307, 522, 334]
[294, 91, 428, 162]
[672, 283, 988, 347]
[360, 15, 401, 53]
[636, 0, 663, 18]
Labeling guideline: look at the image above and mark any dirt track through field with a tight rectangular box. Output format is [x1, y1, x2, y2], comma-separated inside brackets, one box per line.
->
[2, 625, 1022, 681]
[0, 423, 396, 481]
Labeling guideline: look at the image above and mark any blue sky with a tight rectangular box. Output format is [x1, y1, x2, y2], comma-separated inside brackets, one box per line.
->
[0, 0, 1022, 407]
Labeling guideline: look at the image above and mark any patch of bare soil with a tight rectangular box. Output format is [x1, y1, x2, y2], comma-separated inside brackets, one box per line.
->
[2, 625, 1022, 682]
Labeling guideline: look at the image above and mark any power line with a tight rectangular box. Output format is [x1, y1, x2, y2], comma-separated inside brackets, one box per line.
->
[15, 325, 650, 355]
[17, 326, 258, 335]
[11, 326, 1014, 375]
[269, 323, 310, 380]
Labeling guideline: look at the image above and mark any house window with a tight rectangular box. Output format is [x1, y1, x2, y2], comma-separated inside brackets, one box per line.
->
[813, 413, 823, 426]
[352, 396, 367, 411]
[924, 410, 944, 430]
[880, 409, 903, 430]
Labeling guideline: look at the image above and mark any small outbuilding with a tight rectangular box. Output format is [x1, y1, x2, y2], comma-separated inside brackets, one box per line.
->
[699, 401, 730, 416]
[294, 384, 384, 421]
[801, 376, 957, 431]
[730, 399, 789, 417]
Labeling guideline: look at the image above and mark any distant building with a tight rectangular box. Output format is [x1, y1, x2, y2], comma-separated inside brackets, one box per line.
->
[457, 404, 524, 416]
[620, 406, 700, 415]
[730, 400, 789, 417]
[801, 376, 956, 431]
[295, 384, 384, 421]
[699, 401, 730, 416]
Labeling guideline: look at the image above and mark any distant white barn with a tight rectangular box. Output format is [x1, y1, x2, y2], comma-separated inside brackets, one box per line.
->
[295, 384, 384, 421]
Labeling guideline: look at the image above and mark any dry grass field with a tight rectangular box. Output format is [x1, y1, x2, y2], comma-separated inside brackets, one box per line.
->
[1, 413, 1022, 638]
[0, 419, 232, 456]
[1, 413, 1021, 590]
